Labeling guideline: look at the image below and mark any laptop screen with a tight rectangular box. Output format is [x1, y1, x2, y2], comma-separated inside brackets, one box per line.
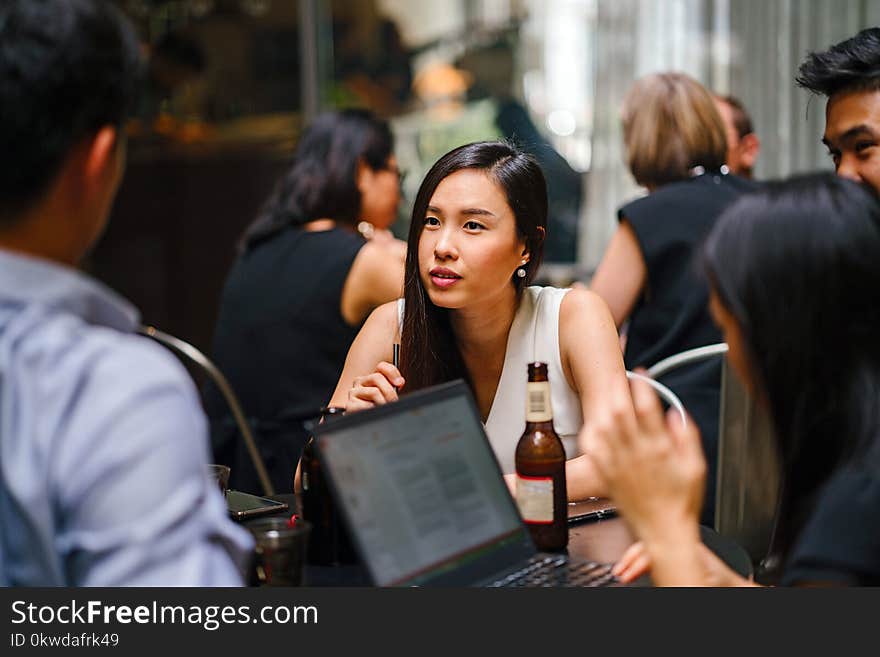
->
[316, 382, 530, 586]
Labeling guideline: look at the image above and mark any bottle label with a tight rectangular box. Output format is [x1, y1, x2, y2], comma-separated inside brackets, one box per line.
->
[526, 381, 553, 422]
[515, 474, 554, 524]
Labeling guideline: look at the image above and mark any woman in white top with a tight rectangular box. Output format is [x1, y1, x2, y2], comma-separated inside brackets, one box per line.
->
[322, 141, 631, 500]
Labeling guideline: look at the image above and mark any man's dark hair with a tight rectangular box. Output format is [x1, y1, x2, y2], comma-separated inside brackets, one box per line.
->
[718, 94, 754, 138]
[0, 0, 142, 222]
[796, 27, 880, 98]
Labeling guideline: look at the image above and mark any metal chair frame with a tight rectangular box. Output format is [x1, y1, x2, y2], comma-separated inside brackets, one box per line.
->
[647, 343, 729, 379]
[139, 325, 275, 497]
[626, 370, 687, 426]
[645, 342, 778, 564]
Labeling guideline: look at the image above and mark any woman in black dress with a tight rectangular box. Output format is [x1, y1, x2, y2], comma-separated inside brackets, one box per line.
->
[591, 174, 880, 586]
[206, 109, 405, 493]
[590, 72, 756, 525]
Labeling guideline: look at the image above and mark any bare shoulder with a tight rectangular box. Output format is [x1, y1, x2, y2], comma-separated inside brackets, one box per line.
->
[348, 240, 384, 276]
[341, 300, 399, 363]
[556, 287, 627, 401]
[359, 299, 401, 339]
[559, 286, 614, 323]
[557, 287, 619, 363]
[343, 242, 405, 324]
[354, 238, 406, 273]
[380, 236, 408, 262]
[328, 299, 401, 407]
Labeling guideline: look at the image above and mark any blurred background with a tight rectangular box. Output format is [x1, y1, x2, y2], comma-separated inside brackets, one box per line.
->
[96, 0, 880, 354]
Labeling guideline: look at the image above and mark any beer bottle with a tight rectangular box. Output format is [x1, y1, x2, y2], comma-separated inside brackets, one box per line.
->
[514, 362, 568, 551]
[300, 407, 358, 566]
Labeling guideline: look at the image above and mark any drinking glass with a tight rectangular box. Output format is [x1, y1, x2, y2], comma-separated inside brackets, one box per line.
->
[245, 517, 312, 586]
[207, 464, 231, 497]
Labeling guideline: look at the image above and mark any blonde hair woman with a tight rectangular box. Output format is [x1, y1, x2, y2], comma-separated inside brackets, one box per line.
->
[589, 72, 757, 526]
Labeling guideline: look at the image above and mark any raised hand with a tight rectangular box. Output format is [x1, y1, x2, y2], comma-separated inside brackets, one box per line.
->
[613, 540, 751, 587]
[586, 370, 706, 545]
[346, 361, 405, 412]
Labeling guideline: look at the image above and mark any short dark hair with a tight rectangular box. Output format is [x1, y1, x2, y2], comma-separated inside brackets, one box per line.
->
[796, 27, 880, 98]
[241, 109, 394, 250]
[717, 94, 754, 138]
[400, 141, 548, 393]
[702, 173, 880, 563]
[0, 0, 142, 223]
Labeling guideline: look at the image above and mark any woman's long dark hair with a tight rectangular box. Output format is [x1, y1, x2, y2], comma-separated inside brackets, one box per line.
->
[701, 173, 880, 563]
[240, 109, 393, 251]
[400, 141, 548, 393]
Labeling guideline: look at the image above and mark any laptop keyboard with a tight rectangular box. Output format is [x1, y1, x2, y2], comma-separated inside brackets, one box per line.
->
[489, 555, 617, 587]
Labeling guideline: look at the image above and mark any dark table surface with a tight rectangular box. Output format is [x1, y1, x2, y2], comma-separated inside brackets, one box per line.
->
[248, 493, 752, 587]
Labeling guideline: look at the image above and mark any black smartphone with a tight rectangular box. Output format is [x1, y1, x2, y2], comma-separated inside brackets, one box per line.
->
[567, 498, 617, 524]
[226, 490, 289, 521]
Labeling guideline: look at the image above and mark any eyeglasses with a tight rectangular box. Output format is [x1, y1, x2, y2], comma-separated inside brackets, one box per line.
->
[385, 164, 407, 193]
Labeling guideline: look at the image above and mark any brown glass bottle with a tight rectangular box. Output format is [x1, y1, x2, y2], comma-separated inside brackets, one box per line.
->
[514, 362, 568, 552]
[300, 407, 358, 566]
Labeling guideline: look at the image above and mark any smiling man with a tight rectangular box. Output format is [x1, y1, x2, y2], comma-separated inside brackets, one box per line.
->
[797, 27, 880, 193]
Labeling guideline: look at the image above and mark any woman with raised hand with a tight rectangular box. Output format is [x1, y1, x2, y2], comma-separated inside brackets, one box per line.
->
[590, 174, 880, 586]
[207, 109, 405, 494]
[317, 141, 632, 500]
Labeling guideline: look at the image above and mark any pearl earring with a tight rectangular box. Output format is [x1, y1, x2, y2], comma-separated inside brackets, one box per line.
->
[516, 261, 527, 279]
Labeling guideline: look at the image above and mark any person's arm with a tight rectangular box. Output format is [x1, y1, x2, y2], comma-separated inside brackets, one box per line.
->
[55, 339, 252, 586]
[589, 219, 646, 329]
[557, 288, 634, 501]
[293, 300, 405, 493]
[294, 301, 401, 492]
[585, 372, 714, 586]
[613, 540, 755, 586]
[340, 240, 406, 326]
[328, 300, 401, 409]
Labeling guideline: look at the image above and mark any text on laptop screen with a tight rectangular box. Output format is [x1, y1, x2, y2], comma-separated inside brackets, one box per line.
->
[319, 393, 524, 585]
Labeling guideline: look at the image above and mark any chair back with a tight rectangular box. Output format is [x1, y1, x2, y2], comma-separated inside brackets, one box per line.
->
[645, 343, 780, 567]
[626, 370, 687, 426]
[138, 325, 276, 496]
[714, 359, 780, 565]
[646, 343, 729, 379]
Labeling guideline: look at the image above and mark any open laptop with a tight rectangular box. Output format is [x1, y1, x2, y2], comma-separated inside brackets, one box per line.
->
[310, 380, 616, 587]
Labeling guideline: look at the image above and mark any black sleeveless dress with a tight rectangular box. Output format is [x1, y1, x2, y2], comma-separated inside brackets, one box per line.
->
[619, 172, 757, 526]
[781, 466, 880, 586]
[205, 226, 365, 493]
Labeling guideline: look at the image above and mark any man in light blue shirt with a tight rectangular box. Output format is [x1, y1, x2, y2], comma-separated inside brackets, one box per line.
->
[0, 0, 252, 586]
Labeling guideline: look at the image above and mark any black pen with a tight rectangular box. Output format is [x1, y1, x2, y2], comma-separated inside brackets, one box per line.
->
[392, 343, 400, 393]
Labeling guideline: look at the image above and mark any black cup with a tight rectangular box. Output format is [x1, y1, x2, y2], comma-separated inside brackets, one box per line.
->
[245, 517, 311, 586]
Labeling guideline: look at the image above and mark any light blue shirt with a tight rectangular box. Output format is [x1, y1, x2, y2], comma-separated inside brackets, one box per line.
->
[0, 249, 253, 586]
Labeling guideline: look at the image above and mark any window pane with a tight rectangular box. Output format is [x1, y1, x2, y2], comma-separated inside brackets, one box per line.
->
[92, 1, 302, 352]
[325, 0, 590, 268]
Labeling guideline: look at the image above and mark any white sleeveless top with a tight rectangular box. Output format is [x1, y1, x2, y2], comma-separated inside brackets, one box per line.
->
[398, 286, 583, 474]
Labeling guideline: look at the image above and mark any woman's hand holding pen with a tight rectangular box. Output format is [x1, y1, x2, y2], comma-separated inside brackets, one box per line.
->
[347, 362, 405, 412]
